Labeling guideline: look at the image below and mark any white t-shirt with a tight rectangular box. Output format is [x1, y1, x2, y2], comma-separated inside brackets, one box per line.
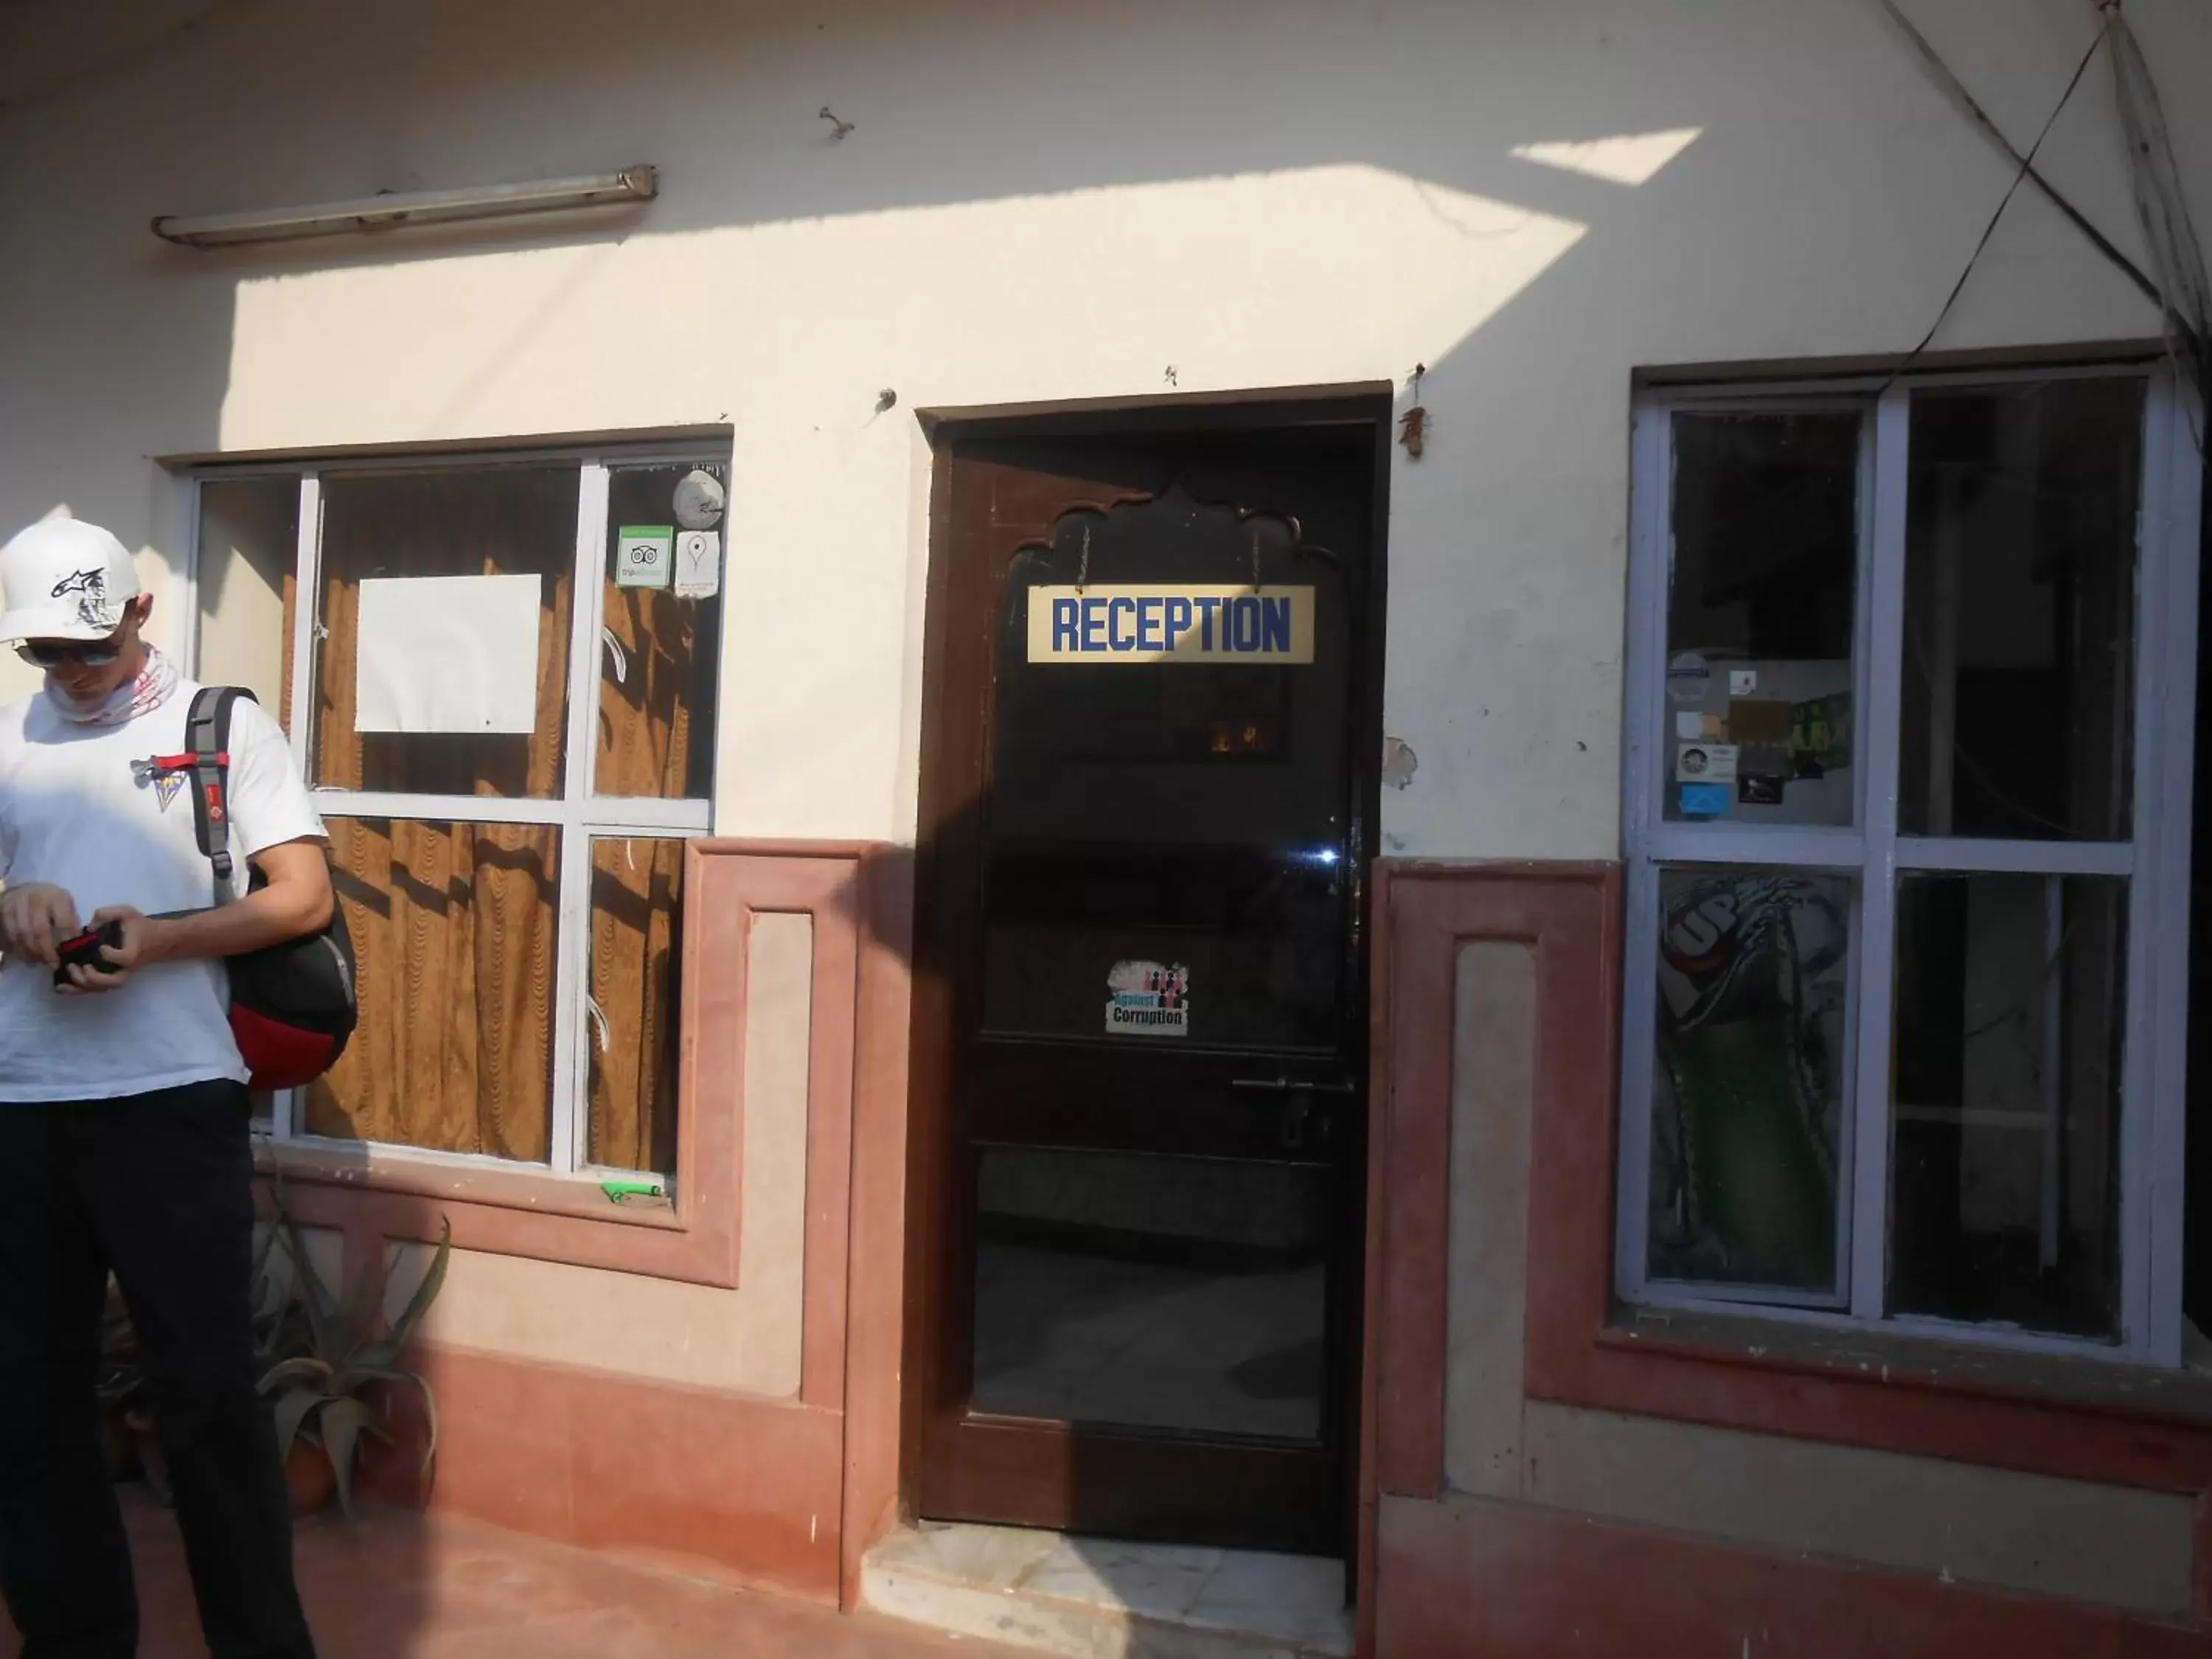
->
[0, 683, 325, 1102]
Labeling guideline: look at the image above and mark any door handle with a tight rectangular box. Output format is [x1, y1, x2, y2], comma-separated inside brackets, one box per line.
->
[1231, 1076, 1357, 1094]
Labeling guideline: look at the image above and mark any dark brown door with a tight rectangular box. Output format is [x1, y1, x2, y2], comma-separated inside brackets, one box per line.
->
[911, 407, 1384, 1554]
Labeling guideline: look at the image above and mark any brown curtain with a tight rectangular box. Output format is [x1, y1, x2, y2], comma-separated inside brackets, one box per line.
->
[307, 819, 560, 1160]
[582, 571, 700, 1174]
[595, 582, 702, 797]
[300, 469, 576, 1158]
[585, 838, 683, 1175]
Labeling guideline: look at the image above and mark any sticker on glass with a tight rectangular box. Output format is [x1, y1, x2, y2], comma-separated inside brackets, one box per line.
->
[1678, 782, 1732, 818]
[1666, 651, 1711, 704]
[672, 469, 726, 530]
[1788, 693, 1853, 777]
[616, 525, 675, 589]
[1677, 742, 1738, 784]
[674, 529, 721, 599]
[1106, 960, 1189, 1037]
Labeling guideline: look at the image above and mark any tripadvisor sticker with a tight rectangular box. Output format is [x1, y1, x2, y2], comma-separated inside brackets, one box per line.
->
[1106, 960, 1189, 1037]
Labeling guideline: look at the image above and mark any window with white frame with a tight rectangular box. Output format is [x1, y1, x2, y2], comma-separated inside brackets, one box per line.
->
[189, 445, 728, 1186]
[1618, 367, 2200, 1362]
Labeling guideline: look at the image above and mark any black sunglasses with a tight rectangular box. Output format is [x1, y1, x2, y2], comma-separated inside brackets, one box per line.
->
[15, 637, 125, 669]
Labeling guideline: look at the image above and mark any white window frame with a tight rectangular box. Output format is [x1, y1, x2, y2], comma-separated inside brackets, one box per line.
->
[188, 442, 725, 1183]
[1617, 363, 2202, 1364]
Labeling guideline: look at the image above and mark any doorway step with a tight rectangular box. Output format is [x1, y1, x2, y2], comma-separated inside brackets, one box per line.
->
[860, 1521, 1354, 1658]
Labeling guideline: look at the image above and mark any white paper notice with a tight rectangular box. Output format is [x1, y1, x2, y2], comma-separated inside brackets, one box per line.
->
[673, 529, 720, 599]
[355, 574, 542, 734]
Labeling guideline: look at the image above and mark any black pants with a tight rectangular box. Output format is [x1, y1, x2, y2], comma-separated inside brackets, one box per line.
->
[0, 1081, 315, 1659]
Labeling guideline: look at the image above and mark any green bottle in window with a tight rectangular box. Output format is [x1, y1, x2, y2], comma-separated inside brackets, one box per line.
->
[1652, 874, 1846, 1291]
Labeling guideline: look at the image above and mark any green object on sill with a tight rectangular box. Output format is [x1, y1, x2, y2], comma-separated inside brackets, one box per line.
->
[601, 1178, 667, 1205]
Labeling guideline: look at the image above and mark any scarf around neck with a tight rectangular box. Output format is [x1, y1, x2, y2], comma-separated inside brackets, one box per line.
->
[46, 644, 180, 727]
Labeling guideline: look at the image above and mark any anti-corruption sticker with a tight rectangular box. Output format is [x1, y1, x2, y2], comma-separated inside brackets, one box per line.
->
[1105, 959, 1189, 1037]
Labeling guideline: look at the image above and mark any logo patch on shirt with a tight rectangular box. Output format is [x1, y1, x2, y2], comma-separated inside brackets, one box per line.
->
[131, 757, 186, 812]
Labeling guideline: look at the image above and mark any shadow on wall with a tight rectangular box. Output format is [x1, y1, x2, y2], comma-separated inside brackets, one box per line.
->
[7, 0, 2166, 496]
[0, 0, 2199, 1651]
[2, 0, 2184, 851]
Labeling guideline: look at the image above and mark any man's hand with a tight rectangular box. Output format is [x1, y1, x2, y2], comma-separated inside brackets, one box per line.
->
[1, 882, 81, 967]
[63, 841, 334, 983]
[56, 905, 167, 995]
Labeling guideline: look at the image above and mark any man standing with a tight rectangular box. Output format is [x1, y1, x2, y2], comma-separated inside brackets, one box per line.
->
[0, 518, 326, 1659]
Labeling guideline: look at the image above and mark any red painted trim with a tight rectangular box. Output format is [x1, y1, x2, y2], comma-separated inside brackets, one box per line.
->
[1374, 1492, 2209, 1658]
[268, 842, 884, 1290]
[1363, 861, 1621, 1512]
[1367, 858, 2212, 1514]
[1555, 1331, 2212, 1493]
[840, 851, 916, 1608]
[282, 838, 897, 1607]
[364, 1343, 846, 1602]
[1354, 860, 1394, 1659]
[1357, 861, 1620, 1658]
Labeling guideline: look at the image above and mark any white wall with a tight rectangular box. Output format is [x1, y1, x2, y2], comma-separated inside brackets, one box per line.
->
[1, 0, 2203, 857]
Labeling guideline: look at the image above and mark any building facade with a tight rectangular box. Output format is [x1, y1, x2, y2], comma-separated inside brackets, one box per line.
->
[6, 0, 2212, 1652]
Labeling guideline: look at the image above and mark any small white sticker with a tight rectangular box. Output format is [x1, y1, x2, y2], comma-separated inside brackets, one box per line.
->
[1676, 711, 1712, 740]
[674, 529, 721, 599]
[1666, 651, 1711, 704]
[1730, 668, 1759, 696]
[616, 526, 674, 589]
[1105, 959, 1189, 1037]
[1677, 742, 1739, 783]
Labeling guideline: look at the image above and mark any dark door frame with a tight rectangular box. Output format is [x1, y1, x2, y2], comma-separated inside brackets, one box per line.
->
[900, 383, 1396, 1559]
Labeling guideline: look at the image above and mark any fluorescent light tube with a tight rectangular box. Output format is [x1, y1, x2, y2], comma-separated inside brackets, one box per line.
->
[153, 165, 657, 248]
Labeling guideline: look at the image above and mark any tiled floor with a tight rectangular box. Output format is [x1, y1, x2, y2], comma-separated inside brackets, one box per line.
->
[1, 1492, 1029, 1659]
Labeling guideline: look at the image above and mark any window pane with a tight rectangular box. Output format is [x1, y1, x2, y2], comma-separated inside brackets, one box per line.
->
[585, 836, 685, 1178]
[195, 477, 299, 723]
[977, 523, 1354, 1053]
[1890, 873, 2126, 1338]
[597, 463, 723, 799]
[1899, 379, 2142, 841]
[312, 467, 580, 798]
[306, 818, 560, 1162]
[970, 1145, 1328, 1440]
[1664, 411, 1860, 827]
[1649, 870, 1851, 1293]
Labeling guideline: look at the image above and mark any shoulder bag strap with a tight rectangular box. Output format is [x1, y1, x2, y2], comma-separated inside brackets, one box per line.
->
[183, 686, 256, 902]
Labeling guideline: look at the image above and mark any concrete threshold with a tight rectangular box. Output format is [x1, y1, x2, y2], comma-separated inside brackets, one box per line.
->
[860, 1521, 1354, 1659]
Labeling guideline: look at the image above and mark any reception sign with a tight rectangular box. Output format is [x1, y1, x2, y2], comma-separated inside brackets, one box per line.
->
[1027, 585, 1315, 664]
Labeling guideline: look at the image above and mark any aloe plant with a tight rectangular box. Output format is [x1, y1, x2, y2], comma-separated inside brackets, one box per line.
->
[260, 1189, 451, 1520]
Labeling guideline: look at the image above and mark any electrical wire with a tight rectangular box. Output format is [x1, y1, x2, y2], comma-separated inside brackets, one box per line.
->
[2105, 3, 2212, 453]
[1877, 0, 2160, 309]
[1882, 20, 2111, 393]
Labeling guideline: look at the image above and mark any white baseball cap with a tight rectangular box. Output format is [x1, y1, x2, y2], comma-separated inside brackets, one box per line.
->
[0, 518, 142, 643]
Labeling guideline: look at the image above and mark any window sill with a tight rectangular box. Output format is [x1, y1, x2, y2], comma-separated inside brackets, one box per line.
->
[1601, 1302, 2212, 1433]
[256, 1138, 683, 1231]
[1523, 1298, 2212, 1497]
[254, 1132, 737, 1287]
